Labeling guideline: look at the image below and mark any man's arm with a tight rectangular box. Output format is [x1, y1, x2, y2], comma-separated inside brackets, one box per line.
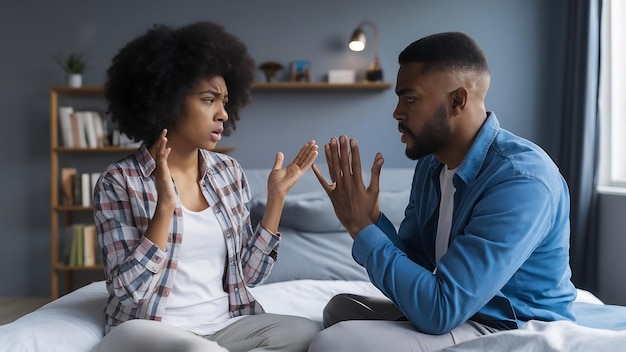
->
[353, 177, 554, 334]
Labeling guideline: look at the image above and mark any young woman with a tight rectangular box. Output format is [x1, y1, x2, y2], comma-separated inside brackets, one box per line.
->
[93, 21, 320, 352]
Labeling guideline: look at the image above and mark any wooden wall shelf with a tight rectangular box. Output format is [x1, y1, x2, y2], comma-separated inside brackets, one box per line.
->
[53, 146, 234, 154]
[53, 82, 392, 93]
[252, 81, 391, 90]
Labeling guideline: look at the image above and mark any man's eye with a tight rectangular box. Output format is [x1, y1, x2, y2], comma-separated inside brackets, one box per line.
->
[406, 97, 416, 103]
[203, 98, 214, 104]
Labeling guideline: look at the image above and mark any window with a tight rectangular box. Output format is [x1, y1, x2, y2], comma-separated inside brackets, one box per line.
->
[599, 0, 626, 189]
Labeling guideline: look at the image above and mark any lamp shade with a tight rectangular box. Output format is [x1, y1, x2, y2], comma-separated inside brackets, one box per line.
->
[349, 29, 366, 52]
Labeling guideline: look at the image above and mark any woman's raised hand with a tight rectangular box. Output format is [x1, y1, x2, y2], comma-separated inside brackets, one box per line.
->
[267, 140, 319, 197]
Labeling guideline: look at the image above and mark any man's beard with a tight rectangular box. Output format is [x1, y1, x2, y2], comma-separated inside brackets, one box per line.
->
[403, 104, 450, 160]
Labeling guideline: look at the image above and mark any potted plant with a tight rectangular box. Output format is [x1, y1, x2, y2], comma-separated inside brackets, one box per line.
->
[55, 53, 87, 88]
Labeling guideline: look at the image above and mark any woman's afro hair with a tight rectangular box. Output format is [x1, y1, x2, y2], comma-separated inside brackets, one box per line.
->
[105, 21, 256, 145]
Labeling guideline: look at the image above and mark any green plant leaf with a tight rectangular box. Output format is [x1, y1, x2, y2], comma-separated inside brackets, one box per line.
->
[55, 52, 87, 74]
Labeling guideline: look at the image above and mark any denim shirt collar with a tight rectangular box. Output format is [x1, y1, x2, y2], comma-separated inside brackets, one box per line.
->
[428, 112, 500, 187]
[456, 112, 499, 185]
[430, 111, 500, 189]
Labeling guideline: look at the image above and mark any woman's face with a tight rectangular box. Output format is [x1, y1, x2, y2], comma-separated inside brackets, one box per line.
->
[168, 76, 229, 151]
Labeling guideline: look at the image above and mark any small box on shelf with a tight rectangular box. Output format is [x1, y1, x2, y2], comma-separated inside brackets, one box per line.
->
[328, 70, 356, 84]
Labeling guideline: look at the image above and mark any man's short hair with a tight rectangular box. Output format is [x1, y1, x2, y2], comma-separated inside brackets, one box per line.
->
[399, 32, 489, 74]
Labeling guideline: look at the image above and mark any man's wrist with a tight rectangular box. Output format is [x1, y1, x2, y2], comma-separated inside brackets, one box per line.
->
[348, 221, 374, 239]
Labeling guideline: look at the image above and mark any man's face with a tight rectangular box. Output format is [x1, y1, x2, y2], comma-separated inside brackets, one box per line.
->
[393, 62, 453, 160]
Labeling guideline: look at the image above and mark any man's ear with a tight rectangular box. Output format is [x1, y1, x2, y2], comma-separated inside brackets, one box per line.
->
[450, 87, 468, 115]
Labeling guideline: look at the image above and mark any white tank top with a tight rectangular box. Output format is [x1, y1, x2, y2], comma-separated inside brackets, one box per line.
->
[162, 204, 243, 335]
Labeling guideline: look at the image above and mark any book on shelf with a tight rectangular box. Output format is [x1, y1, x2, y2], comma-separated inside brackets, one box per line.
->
[83, 224, 97, 266]
[58, 106, 75, 147]
[69, 223, 84, 266]
[81, 173, 91, 207]
[83, 111, 98, 148]
[90, 172, 100, 200]
[60, 109, 109, 149]
[92, 112, 106, 148]
[71, 111, 88, 148]
[63, 169, 102, 207]
[72, 173, 82, 206]
[64, 223, 100, 267]
[61, 167, 77, 205]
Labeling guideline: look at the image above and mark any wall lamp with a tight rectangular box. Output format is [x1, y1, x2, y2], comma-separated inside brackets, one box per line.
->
[349, 20, 383, 82]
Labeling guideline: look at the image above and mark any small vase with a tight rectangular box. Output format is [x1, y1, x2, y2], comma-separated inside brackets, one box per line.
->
[68, 74, 82, 88]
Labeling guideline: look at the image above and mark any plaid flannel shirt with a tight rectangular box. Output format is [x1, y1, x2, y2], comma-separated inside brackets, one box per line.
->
[94, 144, 279, 334]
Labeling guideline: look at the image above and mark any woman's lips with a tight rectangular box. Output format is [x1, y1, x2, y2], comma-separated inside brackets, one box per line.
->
[211, 129, 222, 142]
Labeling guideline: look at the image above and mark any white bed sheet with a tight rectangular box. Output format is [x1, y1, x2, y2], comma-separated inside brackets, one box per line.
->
[0, 280, 384, 352]
[0, 280, 622, 352]
[443, 319, 626, 352]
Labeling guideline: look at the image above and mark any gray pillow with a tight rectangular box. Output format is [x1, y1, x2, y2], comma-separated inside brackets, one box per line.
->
[263, 228, 370, 283]
[250, 190, 411, 283]
[250, 189, 410, 233]
[251, 192, 343, 233]
[378, 189, 411, 227]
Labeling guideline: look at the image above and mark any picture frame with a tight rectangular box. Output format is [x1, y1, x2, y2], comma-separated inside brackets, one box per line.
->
[291, 60, 311, 82]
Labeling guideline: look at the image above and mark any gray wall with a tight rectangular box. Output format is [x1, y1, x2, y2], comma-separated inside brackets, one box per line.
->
[1, 0, 618, 303]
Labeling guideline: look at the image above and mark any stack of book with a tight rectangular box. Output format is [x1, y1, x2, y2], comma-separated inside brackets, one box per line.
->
[64, 223, 101, 267]
[61, 168, 101, 207]
[58, 107, 107, 148]
[58, 106, 141, 148]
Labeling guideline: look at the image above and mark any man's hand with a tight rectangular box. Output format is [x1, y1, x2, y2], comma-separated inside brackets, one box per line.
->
[312, 135, 384, 238]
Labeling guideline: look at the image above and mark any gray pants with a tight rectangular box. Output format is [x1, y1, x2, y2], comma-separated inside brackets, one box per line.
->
[95, 313, 320, 352]
[308, 293, 499, 352]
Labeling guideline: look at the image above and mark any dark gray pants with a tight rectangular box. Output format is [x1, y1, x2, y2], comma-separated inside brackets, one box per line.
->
[308, 293, 499, 352]
[95, 313, 320, 352]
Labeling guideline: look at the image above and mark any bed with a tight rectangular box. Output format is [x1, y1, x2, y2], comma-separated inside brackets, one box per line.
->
[1, 168, 625, 351]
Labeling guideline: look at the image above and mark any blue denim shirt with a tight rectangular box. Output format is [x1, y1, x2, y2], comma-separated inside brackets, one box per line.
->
[353, 112, 576, 334]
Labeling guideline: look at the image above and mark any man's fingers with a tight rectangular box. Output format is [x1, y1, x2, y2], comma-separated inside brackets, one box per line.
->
[349, 138, 363, 182]
[368, 152, 384, 194]
[312, 163, 334, 194]
[329, 137, 342, 183]
[338, 135, 352, 177]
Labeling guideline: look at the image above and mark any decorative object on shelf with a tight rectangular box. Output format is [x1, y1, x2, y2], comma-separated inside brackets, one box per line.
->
[259, 61, 284, 82]
[55, 52, 88, 88]
[291, 60, 311, 82]
[253, 81, 390, 90]
[348, 21, 383, 82]
[328, 69, 356, 84]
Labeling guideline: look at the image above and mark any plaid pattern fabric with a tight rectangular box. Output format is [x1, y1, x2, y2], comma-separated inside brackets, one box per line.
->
[94, 144, 279, 334]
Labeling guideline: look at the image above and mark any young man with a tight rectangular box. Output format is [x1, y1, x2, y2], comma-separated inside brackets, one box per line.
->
[309, 31, 576, 351]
